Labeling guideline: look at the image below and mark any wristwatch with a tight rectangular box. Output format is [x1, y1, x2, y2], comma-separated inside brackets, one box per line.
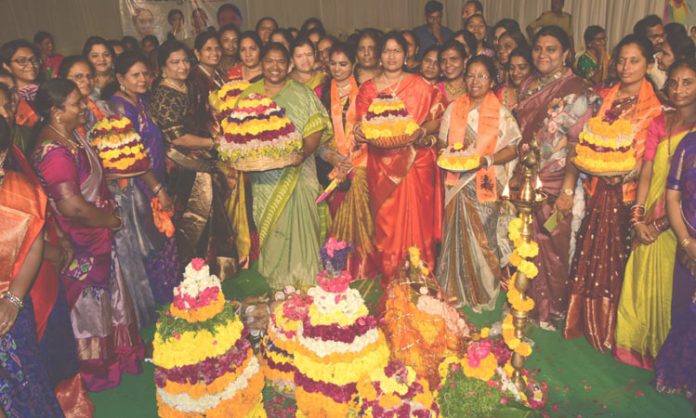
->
[562, 187, 574, 196]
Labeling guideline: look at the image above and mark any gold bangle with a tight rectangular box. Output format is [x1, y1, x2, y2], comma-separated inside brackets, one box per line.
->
[681, 237, 692, 248]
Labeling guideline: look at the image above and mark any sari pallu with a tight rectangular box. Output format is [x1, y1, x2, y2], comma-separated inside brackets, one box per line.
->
[615, 115, 688, 369]
[564, 80, 662, 352]
[515, 69, 597, 325]
[148, 84, 238, 280]
[436, 93, 521, 311]
[33, 134, 144, 392]
[243, 80, 333, 290]
[356, 74, 444, 281]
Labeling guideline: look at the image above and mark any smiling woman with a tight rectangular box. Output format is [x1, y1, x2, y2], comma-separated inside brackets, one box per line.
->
[190, 31, 226, 135]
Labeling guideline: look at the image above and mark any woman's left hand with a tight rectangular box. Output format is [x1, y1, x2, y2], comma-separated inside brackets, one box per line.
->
[0, 298, 19, 336]
[409, 128, 427, 146]
[326, 152, 351, 181]
[157, 190, 174, 212]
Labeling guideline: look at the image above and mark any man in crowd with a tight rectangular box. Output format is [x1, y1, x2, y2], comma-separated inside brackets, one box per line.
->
[413, 0, 454, 61]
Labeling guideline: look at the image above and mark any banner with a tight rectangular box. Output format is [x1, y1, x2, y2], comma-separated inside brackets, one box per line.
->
[664, 0, 696, 29]
[119, 0, 246, 42]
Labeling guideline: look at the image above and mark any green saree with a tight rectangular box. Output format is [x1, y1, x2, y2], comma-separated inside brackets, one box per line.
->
[243, 79, 332, 289]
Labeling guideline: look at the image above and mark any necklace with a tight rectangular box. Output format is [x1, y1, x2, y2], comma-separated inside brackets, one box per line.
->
[48, 124, 82, 152]
[162, 78, 187, 94]
[381, 73, 404, 97]
[445, 80, 466, 98]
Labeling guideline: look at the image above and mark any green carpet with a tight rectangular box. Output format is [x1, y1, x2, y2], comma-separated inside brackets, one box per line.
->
[90, 266, 693, 418]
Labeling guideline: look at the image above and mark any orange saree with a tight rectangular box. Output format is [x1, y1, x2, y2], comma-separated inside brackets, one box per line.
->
[355, 74, 444, 281]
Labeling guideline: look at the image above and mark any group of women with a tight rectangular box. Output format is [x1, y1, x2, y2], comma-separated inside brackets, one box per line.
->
[0, 10, 694, 416]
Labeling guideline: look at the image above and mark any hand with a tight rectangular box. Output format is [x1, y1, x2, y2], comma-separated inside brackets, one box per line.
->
[57, 239, 73, 272]
[686, 241, 696, 261]
[157, 190, 174, 212]
[634, 223, 658, 244]
[479, 156, 488, 168]
[225, 172, 238, 191]
[353, 123, 367, 143]
[291, 152, 306, 167]
[555, 192, 573, 213]
[0, 298, 19, 336]
[239, 255, 250, 270]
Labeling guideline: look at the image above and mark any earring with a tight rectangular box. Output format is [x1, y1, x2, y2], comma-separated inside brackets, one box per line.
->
[57, 115, 61, 124]
[120, 84, 126, 92]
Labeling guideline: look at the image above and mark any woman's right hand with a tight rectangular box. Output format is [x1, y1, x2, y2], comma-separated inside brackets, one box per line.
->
[634, 223, 658, 244]
[686, 240, 696, 260]
[353, 123, 367, 143]
[554, 193, 573, 213]
[0, 298, 19, 336]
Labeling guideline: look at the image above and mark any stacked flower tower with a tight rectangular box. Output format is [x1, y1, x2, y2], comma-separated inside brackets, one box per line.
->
[293, 240, 391, 417]
[152, 259, 265, 418]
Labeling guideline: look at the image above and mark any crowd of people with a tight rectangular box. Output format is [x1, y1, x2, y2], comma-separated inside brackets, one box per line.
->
[1, 0, 695, 416]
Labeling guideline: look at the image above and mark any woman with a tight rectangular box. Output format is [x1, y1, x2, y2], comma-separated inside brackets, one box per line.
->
[0, 116, 65, 417]
[166, 9, 188, 41]
[465, 14, 494, 57]
[576, 26, 610, 87]
[453, 30, 479, 59]
[219, 23, 241, 75]
[34, 31, 63, 80]
[355, 31, 443, 282]
[420, 45, 441, 84]
[436, 56, 520, 312]
[0, 84, 93, 416]
[320, 42, 376, 279]
[32, 79, 144, 392]
[141, 35, 159, 56]
[290, 36, 326, 92]
[654, 129, 696, 404]
[190, 31, 226, 135]
[271, 29, 294, 51]
[496, 31, 529, 84]
[354, 29, 382, 85]
[437, 40, 468, 106]
[242, 42, 336, 289]
[0, 40, 42, 153]
[148, 40, 237, 279]
[496, 47, 533, 111]
[82, 36, 115, 98]
[402, 30, 420, 73]
[515, 25, 598, 331]
[564, 35, 662, 351]
[227, 31, 263, 82]
[615, 58, 696, 368]
[657, 29, 696, 75]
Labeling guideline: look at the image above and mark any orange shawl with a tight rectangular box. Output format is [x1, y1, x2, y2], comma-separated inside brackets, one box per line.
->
[330, 77, 366, 167]
[592, 79, 662, 201]
[446, 91, 501, 202]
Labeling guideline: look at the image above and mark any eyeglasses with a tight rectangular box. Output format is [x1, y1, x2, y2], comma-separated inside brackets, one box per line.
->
[12, 56, 41, 68]
[466, 73, 490, 81]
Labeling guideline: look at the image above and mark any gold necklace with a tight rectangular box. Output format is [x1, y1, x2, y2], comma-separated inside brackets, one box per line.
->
[445, 80, 466, 97]
[48, 124, 82, 152]
[381, 73, 404, 97]
[162, 78, 187, 94]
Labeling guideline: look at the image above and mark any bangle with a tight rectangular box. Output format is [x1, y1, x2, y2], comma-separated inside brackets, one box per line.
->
[2, 291, 23, 310]
[630, 204, 645, 227]
[111, 216, 123, 232]
[152, 183, 163, 195]
[485, 155, 494, 167]
[681, 237, 692, 249]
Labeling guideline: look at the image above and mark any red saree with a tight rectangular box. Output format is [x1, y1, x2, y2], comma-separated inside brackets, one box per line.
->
[355, 74, 444, 281]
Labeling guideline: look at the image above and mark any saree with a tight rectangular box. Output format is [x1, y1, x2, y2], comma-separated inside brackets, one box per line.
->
[0, 169, 64, 418]
[515, 69, 597, 325]
[355, 74, 444, 282]
[615, 115, 689, 368]
[33, 134, 144, 392]
[108, 95, 181, 306]
[148, 83, 238, 280]
[436, 92, 521, 311]
[654, 132, 696, 402]
[564, 80, 662, 352]
[243, 79, 332, 289]
[190, 65, 226, 135]
[325, 76, 377, 279]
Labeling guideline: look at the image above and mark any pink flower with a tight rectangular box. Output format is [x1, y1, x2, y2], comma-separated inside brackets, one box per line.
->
[325, 237, 347, 257]
[191, 258, 206, 271]
[500, 397, 509, 405]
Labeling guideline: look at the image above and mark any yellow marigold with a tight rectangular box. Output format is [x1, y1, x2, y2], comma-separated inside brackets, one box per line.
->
[516, 342, 533, 357]
[480, 327, 490, 338]
[517, 241, 539, 259]
[378, 394, 402, 409]
[509, 251, 522, 267]
[293, 340, 390, 386]
[518, 260, 539, 279]
[461, 353, 497, 382]
[169, 292, 225, 323]
[357, 378, 378, 401]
